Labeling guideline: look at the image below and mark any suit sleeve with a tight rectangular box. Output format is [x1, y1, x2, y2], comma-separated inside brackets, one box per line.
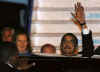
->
[81, 30, 94, 57]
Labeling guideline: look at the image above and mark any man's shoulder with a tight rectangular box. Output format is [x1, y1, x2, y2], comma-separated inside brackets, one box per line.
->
[95, 46, 100, 55]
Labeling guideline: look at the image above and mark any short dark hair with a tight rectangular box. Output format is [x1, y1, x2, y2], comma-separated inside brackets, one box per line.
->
[41, 44, 56, 53]
[60, 33, 78, 55]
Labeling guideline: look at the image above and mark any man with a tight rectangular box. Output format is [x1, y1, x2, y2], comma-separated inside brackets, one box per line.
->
[41, 44, 56, 54]
[0, 26, 15, 52]
[71, 2, 94, 57]
[60, 33, 78, 56]
[14, 32, 39, 72]
[1, 26, 14, 42]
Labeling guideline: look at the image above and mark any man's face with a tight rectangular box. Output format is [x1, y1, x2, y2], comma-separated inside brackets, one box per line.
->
[42, 46, 56, 54]
[62, 36, 74, 56]
[16, 34, 28, 53]
[3, 28, 13, 42]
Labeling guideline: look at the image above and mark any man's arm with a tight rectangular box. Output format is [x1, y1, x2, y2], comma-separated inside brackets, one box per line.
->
[71, 2, 94, 57]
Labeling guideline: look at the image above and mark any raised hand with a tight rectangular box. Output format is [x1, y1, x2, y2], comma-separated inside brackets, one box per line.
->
[71, 2, 87, 31]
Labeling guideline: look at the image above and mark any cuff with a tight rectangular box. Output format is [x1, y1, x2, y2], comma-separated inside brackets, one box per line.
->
[82, 28, 90, 34]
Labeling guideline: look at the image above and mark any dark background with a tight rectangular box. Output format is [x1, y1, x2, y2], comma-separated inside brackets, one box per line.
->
[0, 0, 33, 33]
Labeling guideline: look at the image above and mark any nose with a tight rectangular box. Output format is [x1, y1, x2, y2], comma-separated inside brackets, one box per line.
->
[21, 40, 26, 44]
[66, 46, 71, 49]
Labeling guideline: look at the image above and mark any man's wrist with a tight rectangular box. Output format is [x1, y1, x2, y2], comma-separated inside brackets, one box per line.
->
[80, 22, 87, 29]
[80, 22, 86, 26]
[82, 28, 90, 34]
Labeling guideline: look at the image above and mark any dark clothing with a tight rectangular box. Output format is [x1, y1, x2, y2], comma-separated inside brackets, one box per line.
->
[0, 41, 17, 72]
[0, 41, 14, 46]
[81, 31, 94, 57]
[0, 41, 17, 62]
[94, 46, 100, 55]
[10, 54, 40, 72]
[18, 66, 39, 72]
[0, 62, 17, 72]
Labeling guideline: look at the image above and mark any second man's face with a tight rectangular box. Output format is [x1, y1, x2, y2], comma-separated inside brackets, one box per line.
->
[63, 36, 74, 56]
[16, 34, 28, 53]
[3, 29, 13, 42]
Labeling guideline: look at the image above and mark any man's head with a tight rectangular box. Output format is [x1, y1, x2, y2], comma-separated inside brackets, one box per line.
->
[41, 44, 56, 54]
[60, 33, 78, 56]
[15, 32, 31, 53]
[2, 27, 14, 42]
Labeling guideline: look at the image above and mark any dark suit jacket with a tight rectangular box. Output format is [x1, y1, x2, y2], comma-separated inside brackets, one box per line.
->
[81, 31, 94, 57]
[94, 46, 100, 55]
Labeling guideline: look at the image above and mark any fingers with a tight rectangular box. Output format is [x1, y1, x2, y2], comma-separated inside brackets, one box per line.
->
[71, 12, 77, 23]
[71, 2, 86, 31]
[74, 2, 85, 23]
[71, 12, 78, 20]
[75, 2, 80, 16]
[75, 2, 84, 14]
[71, 12, 81, 24]
[75, 4, 77, 13]
[71, 18, 79, 25]
[71, 17, 81, 26]
[77, 2, 84, 12]
[71, 12, 76, 18]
